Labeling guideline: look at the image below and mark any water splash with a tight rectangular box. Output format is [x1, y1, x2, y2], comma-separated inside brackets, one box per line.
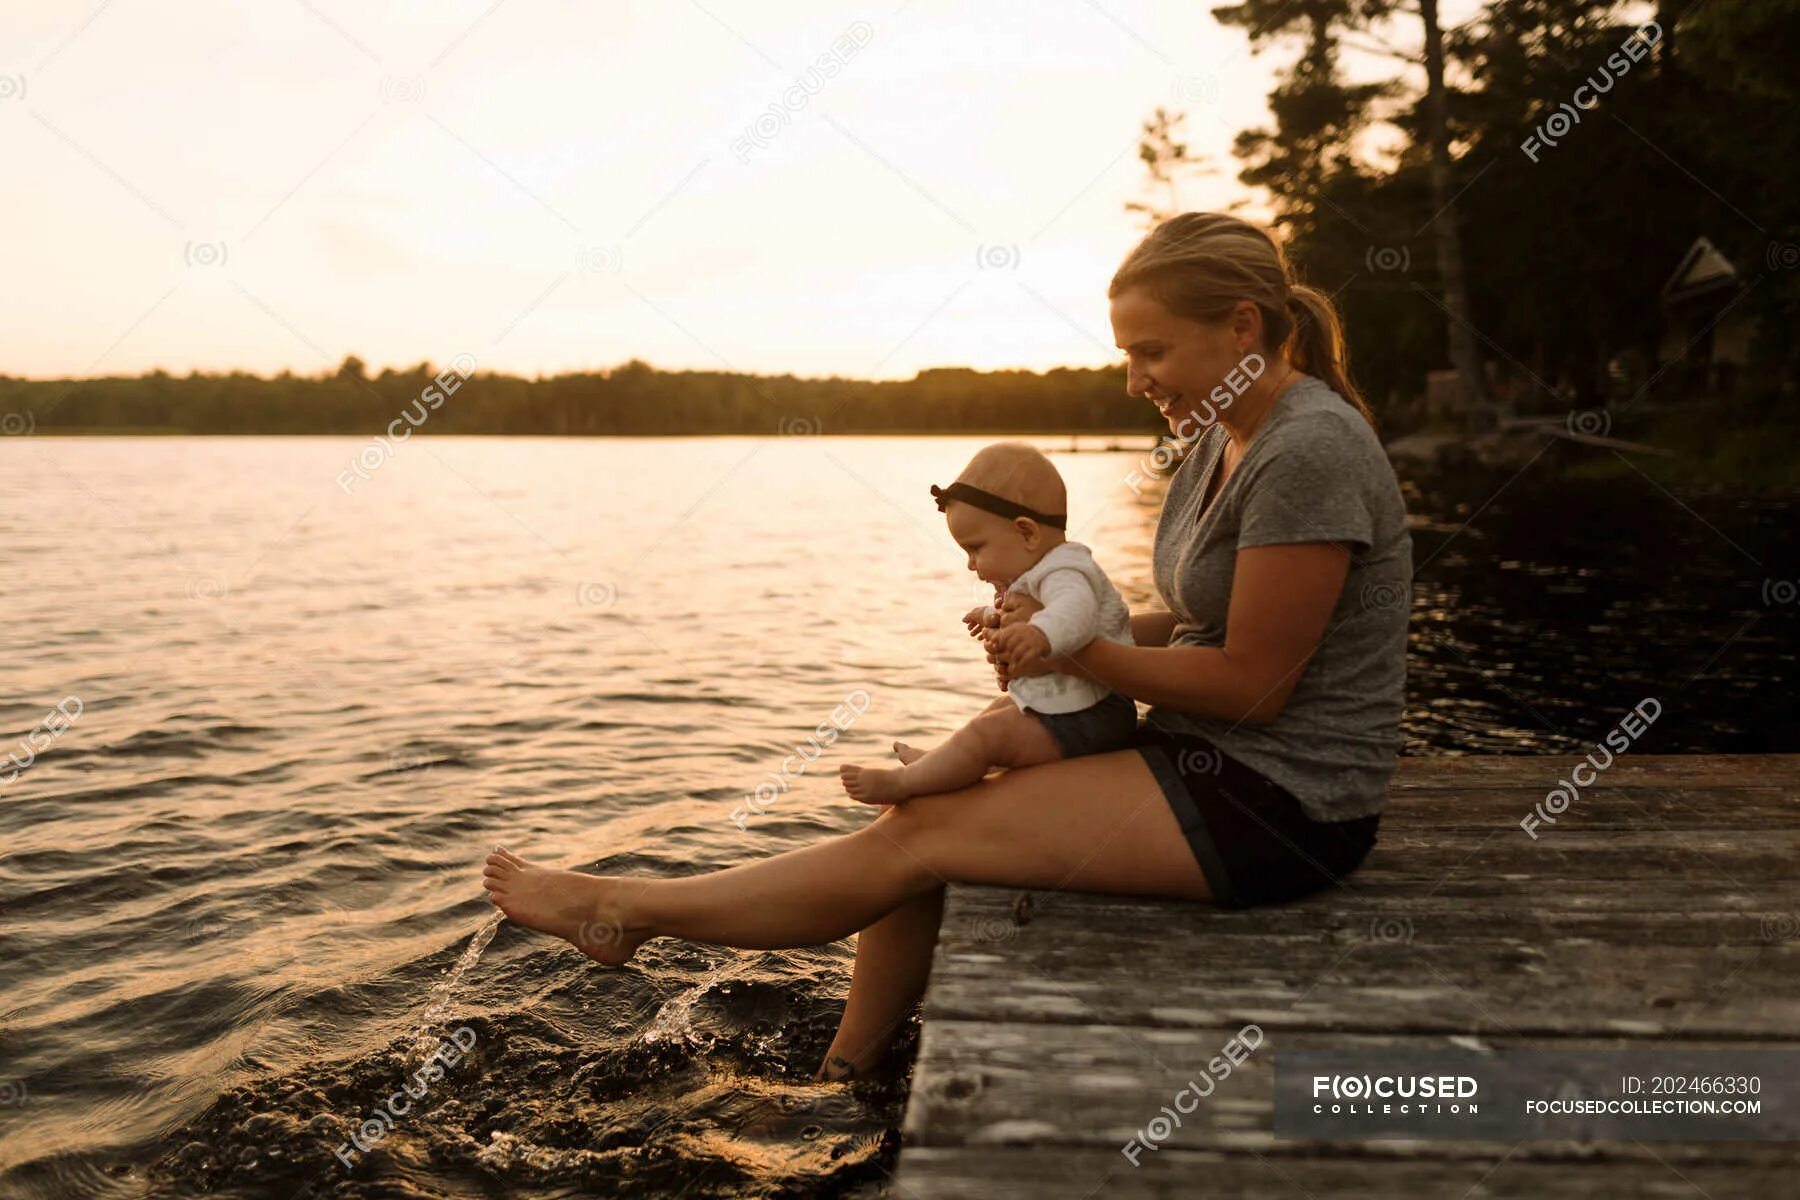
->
[405, 910, 503, 1067]
[475, 1129, 596, 1177]
[642, 956, 743, 1045]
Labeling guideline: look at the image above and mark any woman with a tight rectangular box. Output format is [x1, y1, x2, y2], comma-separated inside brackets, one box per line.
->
[481, 212, 1413, 1083]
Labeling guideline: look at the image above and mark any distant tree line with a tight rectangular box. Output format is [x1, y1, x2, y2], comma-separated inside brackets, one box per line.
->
[0, 359, 1160, 437]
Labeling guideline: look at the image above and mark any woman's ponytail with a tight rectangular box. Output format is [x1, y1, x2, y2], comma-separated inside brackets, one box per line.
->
[1284, 285, 1376, 433]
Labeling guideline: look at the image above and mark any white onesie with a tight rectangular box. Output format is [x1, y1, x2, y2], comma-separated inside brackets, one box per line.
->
[982, 541, 1135, 715]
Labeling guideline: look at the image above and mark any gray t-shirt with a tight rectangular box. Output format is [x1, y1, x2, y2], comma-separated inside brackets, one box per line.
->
[1147, 375, 1411, 821]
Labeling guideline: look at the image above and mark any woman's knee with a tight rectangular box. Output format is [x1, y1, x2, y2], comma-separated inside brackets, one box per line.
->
[879, 781, 1015, 871]
[876, 789, 957, 857]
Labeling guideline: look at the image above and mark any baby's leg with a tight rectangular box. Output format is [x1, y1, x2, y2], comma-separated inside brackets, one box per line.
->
[841, 703, 1062, 804]
[893, 694, 1013, 764]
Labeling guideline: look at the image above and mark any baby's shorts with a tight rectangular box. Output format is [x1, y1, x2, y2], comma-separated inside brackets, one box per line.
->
[1024, 691, 1139, 759]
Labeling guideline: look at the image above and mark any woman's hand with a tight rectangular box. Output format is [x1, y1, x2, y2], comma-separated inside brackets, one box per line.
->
[982, 594, 1069, 682]
[996, 593, 1043, 626]
[982, 629, 1013, 690]
[987, 623, 1052, 675]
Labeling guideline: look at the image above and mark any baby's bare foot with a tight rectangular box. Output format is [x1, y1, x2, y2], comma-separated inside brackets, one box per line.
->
[839, 763, 912, 805]
[891, 741, 927, 766]
[481, 848, 650, 966]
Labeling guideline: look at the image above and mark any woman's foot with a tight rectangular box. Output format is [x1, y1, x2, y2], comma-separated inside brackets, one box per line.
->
[813, 1041, 906, 1083]
[814, 1054, 860, 1082]
[838, 764, 911, 805]
[481, 848, 651, 966]
[891, 741, 927, 766]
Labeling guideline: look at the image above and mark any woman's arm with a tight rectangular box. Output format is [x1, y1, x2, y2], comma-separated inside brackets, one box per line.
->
[1012, 542, 1351, 726]
[1130, 610, 1179, 648]
[1000, 598, 1175, 650]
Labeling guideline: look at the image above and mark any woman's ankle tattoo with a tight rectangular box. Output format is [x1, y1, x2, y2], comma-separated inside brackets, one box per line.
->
[821, 1054, 858, 1081]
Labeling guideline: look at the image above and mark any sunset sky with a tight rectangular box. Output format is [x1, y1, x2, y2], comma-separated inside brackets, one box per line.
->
[4, 0, 1478, 381]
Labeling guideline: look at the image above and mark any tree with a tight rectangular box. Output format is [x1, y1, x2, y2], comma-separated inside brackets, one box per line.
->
[1205, 0, 1497, 424]
[1126, 107, 1211, 225]
[1418, 0, 1495, 424]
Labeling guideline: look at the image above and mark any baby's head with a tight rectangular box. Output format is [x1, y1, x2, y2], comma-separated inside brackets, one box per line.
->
[930, 442, 1068, 589]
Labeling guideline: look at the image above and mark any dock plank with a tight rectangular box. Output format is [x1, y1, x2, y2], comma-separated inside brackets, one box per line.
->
[1388, 754, 1800, 789]
[896, 1147, 1796, 1200]
[924, 890, 1797, 1038]
[1383, 786, 1796, 829]
[903, 1023, 1800, 1157]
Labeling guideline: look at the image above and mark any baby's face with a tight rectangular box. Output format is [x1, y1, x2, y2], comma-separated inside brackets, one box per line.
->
[945, 503, 1042, 589]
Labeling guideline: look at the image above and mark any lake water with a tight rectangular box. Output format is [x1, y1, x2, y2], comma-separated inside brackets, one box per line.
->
[1, 435, 1793, 1199]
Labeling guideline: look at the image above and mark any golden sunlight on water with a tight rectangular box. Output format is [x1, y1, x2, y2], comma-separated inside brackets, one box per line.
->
[0, 435, 1164, 1198]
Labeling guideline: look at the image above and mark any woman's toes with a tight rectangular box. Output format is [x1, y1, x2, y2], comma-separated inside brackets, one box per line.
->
[483, 851, 522, 898]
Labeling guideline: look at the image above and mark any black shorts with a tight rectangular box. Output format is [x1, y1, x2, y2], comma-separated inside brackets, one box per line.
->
[1131, 724, 1380, 908]
[1025, 691, 1139, 760]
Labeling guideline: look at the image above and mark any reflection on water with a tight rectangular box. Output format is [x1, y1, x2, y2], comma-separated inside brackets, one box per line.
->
[0, 435, 1792, 1198]
[1402, 463, 1795, 755]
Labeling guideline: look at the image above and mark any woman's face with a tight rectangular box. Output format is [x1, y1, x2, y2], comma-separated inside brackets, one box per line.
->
[1110, 285, 1261, 438]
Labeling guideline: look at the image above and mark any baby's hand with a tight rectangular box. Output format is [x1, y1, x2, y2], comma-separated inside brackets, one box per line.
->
[962, 605, 995, 638]
[988, 622, 1052, 674]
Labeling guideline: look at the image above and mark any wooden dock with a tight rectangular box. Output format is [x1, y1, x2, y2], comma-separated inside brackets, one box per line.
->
[896, 754, 1800, 1197]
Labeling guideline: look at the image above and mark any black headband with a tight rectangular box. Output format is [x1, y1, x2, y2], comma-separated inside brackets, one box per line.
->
[930, 482, 1067, 529]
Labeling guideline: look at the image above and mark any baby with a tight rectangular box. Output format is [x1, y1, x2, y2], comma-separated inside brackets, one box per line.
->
[839, 442, 1137, 805]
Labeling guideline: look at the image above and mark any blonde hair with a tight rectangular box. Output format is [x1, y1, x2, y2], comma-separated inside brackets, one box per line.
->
[1109, 213, 1376, 431]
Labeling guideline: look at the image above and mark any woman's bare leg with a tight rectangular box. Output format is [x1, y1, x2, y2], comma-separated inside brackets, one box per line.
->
[816, 881, 946, 1080]
[483, 748, 1209, 956]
